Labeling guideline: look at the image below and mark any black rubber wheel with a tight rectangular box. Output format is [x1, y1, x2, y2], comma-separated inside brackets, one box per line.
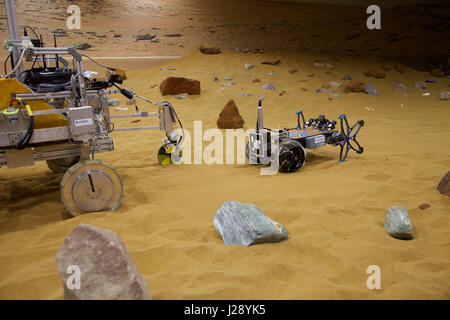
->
[278, 140, 306, 173]
[157, 144, 182, 165]
[47, 156, 80, 173]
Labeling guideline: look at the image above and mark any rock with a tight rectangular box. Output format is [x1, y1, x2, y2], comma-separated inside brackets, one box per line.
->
[437, 171, 450, 196]
[326, 63, 334, 69]
[431, 68, 445, 78]
[252, 78, 261, 83]
[394, 64, 408, 73]
[342, 74, 352, 80]
[314, 62, 324, 67]
[244, 64, 254, 70]
[55, 224, 151, 300]
[315, 88, 334, 93]
[134, 34, 156, 41]
[439, 92, 449, 100]
[160, 77, 201, 96]
[52, 29, 67, 37]
[199, 44, 221, 54]
[224, 76, 233, 81]
[419, 203, 431, 210]
[345, 33, 360, 40]
[165, 33, 183, 37]
[176, 93, 189, 99]
[329, 81, 342, 87]
[217, 100, 245, 129]
[289, 68, 297, 74]
[223, 82, 236, 86]
[279, 90, 286, 96]
[384, 206, 414, 240]
[268, 72, 276, 76]
[364, 68, 386, 79]
[364, 83, 379, 96]
[261, 60, 280, 65]
[262, 84, 275, 90]
[332, 93, 342, 98]
[113, 34, 122, 38]
[395, 82, 407, 90]
[72, 42, 92, 50]
[425, 79, 437, 83]
[414, 82, 427, 89]
[213, 201, 288, 246]
[96, 33, 107, 38]
[344, 80, 365, 93]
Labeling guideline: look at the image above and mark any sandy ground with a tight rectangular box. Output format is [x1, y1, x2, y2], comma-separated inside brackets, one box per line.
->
[0, 0, 449, 300]
[1, 50, 449, 299]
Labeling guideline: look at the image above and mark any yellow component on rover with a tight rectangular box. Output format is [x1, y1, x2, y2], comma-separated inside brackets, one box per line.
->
[0, 78, 68, 129]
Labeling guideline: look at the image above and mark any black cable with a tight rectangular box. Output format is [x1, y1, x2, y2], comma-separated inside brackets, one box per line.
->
[80, 54, 115, 71]
[4, 53, 11, 75]
[24, 26, 40, 41]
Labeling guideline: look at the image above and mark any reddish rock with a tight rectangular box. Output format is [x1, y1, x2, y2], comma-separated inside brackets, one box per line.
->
[56, 224, 151, 300]
[217, 100, 245, 129]
[261, 60, 281, 65]
[437, 171, 450, 197]
[344, 80, 365, 93]
[364, 68, 386, 79]
[289, 68, 297, 74]
[394, 64, 408, 73]
[199, 44, 221, 54]
[431, 68, 445, 78]
[252, 78, 261, 83]
[419, 203, 431, 210]
[160, 77, 201, 96]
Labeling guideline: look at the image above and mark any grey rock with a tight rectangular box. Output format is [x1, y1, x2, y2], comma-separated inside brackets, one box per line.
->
[223, 82, 236, 86]
[135, 34, 156, 41]
[329, 81, 342, 87]
[363, 83, 379, 96]
[332, 93, 342, 98]
[425, 79, 437, 83]
[414, 82, 427, 89]
[165, 33, 183, 37]
[72, 42, 92, 50]
[439, 91, 449, 100]
[113, 34, 122, 38]
[268, 72, 276, 76]
[56, 224, 151, 300]
[326, 63, 334, 69]
[96, 34, 107, 38]
[214, 201, 288, 246]
[395, 83, 407, 90]
[315, 88, 335, 93]
[384, 206, 414, 240]
[262, 83, 276, 90]
[342, 74, 352, 80]
[244, 64, 254, 70]
[224, 76, 233, 80]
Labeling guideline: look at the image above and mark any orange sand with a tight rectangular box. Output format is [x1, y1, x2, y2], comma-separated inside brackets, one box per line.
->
[1, 49, 449, 299]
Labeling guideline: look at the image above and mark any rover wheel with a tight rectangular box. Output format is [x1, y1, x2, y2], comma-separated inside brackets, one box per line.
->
[157, 144, 182, 165]
[278, 140, 306, 173]
[46, 156, 80, 173]
[60, 160, 123, 216]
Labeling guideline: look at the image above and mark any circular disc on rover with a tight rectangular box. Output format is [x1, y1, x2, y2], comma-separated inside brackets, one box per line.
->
[60, 160, 123, 216]
[157, 144, 182, 165]
[278, 140, 306, 173]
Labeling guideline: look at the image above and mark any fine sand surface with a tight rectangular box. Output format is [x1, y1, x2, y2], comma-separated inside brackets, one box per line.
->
[0, 49, 449, 299]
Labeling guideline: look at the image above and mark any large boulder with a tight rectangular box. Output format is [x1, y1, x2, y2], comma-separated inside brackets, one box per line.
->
[437, 171, 450, 197]
[199, 44, 221, 54]
[213, 201, 288, 246]
[55, 224, 151, 300]
[217, 99, 245, 129]
[160, 77, 201, 96]
[384, 206, 414, 240]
